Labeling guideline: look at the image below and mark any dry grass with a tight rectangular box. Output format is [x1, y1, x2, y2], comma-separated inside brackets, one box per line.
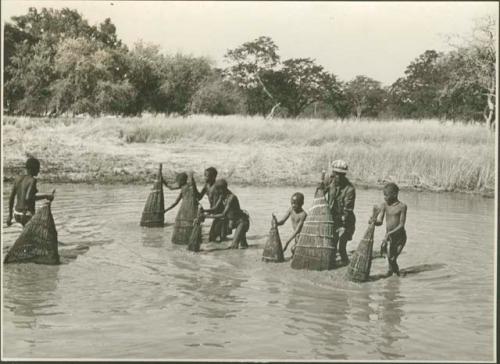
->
[2, 115, 496, 193]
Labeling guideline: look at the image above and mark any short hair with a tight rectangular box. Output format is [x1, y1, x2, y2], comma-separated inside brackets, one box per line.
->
[384, 182, 399, 195]
[214, 179, 228, 190]
[291, 192, 304, 206]
[176, 172, 188, 185]
[205, 167, 217, 178]
[26, 157, 40, 173]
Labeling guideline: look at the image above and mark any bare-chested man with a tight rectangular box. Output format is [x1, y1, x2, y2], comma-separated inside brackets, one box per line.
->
[371, 183, 408, 276]
[6, 157, 55, 227]
[273, 192, 307, 256]
[202, 179, 250, 249]
[196, 167, 228, 242]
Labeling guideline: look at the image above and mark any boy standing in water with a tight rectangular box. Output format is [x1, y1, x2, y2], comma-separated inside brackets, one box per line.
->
[202, 179, 250, 249]
[273, 192, 307, 256]
[6, 157, 55, 227]
[197, 167, 218, 207]
[371, 183, 408, 277]
[197, 167, 227, 242]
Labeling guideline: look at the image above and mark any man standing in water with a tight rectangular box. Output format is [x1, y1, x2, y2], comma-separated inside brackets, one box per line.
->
[6, 157, 55, 227]
[196, 167, 228, 242]
[322, 160, 356, 265]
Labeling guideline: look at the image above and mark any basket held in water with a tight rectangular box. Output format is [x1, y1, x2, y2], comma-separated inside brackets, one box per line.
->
[187, 207, 204, 252]
[140, 163, 165, 227]
[4, 202, 60, 265]
[291, 187, 336, 271]
[172, 173, 199, 244]
[262, 215, 284, 263]
[347, 205, 380, 282]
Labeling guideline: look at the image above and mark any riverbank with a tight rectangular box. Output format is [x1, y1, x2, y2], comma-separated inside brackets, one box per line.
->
[2, 115, 496, 196]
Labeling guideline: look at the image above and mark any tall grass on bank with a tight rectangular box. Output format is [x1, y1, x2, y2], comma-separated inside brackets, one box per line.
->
[2, 115, 496, 193]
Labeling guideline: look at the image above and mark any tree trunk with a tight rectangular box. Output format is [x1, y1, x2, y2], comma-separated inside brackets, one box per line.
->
[356, 105, 362, 119]
[256, 73, 275, 101]
[266, 102, 281, 119]
[483, 93, 495, 131]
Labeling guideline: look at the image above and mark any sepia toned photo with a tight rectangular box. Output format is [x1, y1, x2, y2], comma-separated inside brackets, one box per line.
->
[1, 1, 497, 362]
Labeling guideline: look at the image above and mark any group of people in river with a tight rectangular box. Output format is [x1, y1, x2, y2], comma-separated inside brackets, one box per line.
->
[162, 166, 250, 249]
[6, 156, 408, 276]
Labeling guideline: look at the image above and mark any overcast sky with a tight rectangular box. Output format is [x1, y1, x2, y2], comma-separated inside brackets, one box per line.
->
[2, 1, 498, 85]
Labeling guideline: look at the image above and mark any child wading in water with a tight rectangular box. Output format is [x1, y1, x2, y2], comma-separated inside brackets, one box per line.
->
[197, 167, 227, 242]
[371, 183, 408, 276]
[7, 157, 55, 227]
[202, 179, 250, 249]
[273, 192, 307, 256]
[164, 172, 199, 244]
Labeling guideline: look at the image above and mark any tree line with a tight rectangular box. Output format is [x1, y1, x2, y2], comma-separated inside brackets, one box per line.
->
[3, 7, 496, 128]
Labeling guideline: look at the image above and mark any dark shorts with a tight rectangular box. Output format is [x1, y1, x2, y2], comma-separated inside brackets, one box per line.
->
[388, 228, 407, 258]
[14, 212, 32, 226]
[229, 211, 250, 232]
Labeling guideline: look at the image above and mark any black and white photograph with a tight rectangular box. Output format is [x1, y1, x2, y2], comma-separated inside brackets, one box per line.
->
[1, 1, 497, 362]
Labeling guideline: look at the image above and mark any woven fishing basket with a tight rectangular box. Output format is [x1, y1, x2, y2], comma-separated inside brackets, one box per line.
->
[291, 188, 336, 271]
[347, 205, 380, 282]
[140, 164, 165, 227]
[262, 215, 284, 263]
[172, 173, 199, 244]
[187, 207, 204, 252]
[4, 202, 59, 265]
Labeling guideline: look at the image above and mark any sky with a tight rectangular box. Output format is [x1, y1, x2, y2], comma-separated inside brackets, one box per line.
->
[2, 1, 498, 85]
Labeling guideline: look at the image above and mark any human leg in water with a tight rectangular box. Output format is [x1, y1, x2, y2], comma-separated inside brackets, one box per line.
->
[230, 218, 249, 249]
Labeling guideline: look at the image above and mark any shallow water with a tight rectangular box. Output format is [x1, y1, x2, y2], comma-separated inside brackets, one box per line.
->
[2, 184, 496, 360]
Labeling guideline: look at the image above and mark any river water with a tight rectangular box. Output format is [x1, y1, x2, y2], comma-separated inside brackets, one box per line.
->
[2, 184, 496, 361]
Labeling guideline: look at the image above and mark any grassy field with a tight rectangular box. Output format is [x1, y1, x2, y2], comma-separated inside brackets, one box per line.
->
[2, 115, 496, 194]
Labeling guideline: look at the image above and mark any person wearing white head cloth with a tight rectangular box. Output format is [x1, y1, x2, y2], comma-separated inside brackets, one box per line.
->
[321, 159, 356, 265]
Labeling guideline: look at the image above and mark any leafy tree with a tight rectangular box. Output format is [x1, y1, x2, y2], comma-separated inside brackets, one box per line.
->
[50, 37, 101, 115]
[446, 15, 496, 129]
[388, 50, 444, 119]
[346, 75, 386, 118]
[269, 58, 333, 117]
[224, 36, 281, 116]
[189, 76, 246, 115]
[5, 40, 55, 115]
[4, 7, 124, 115]
[125, 41, 169, 115]
[436, 51, 486, 121]
[160, 54, 213, 114]
[50, 37, 127, 116]
[95, 80, 137, 115]
[320, 80, 351, 119]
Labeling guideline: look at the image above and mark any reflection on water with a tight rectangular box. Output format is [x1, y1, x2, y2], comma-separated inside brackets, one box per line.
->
[4, 264, 60, 329]
[376, 279, 407, 360]
[2, 184, 495, 360]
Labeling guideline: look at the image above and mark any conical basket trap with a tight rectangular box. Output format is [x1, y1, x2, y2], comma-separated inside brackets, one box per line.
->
[347, 205, 380, 282]
[172, 173, 199, 244]
[4, 203, 60, 265]
[187, 208, 204, 252]
[262, 216, 284, 263]
[140, 164, 165, 227]
[291, 188, 336, 271]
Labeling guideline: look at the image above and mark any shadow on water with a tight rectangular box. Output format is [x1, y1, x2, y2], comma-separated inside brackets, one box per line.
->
[59, 244, 90, 264]
[368, 263, 446, 282]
